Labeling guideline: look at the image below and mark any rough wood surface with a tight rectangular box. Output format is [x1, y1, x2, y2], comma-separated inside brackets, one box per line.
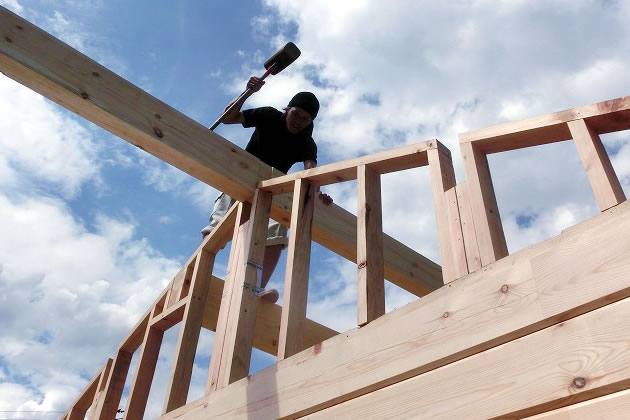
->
[159, 201, 630, 420]
[278, 180, 316, 360]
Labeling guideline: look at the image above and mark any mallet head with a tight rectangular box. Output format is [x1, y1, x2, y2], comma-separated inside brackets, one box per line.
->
[264, 42, 301, 75]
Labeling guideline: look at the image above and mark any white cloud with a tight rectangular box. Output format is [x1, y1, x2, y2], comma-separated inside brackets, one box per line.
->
[0, 0, 23, 13]
[0, 76, 102, 198]
[0, 193, 181, 412]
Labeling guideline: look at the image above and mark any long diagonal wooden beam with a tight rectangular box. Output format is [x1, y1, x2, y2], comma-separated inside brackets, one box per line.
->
[0, 6, 441, 295]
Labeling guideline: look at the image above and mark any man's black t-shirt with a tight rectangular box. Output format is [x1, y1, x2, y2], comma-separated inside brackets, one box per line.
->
[242, 107, 317, 174]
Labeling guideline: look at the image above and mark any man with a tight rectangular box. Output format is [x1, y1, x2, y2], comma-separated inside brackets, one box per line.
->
[201, 76, 332, 303]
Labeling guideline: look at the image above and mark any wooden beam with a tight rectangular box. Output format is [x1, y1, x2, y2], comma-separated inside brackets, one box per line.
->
[568, 118, 626, 211]
[459, 96, 630, 154]
[460, 141, 508, 266]
[428, 145, 467, 282]
[357, 165, 385, 326]
[174, 200, 630, 419]
[524, 389, 630, 420]
[259, 141, 434, 195]
[306, 296, 630, 420]
[0, 7, 441, 296]
[278, 179, 316, 360]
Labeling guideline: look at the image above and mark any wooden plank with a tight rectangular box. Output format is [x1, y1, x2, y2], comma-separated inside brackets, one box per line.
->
[202, 275, 338, 356]
[259, 141, 434, 194]
[460, 141, 508, 266]
[124, 308, 165, 420]
[176, 200, 630, 420]
[455, 182, 481, 273]
[305, 296, 630, 420]
[428, 145, 467, 283]
[459, 96, 630, 154]
[92, 350, 132, 420]
[524, 388, 630, 420]
[568, 118, 626, 211]
[0, 7, 441, 297]
[163, 249, 216, 413]
[278, 179, 316, 360]
[357, 165, 385, 326]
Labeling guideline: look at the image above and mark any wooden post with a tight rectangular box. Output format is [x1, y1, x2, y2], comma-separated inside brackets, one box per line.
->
[357, 164, 385, 326]
[428, 145, 468, 283]
[209, 190, 272, 389]
[207, 202, 250, 393]
[123, 307, 165, 420]
[460, 141, 508, 266]
[87, 358, 112, 420]
[91, 350, 132, 420]
[162, 249, 216, 413]
[278, 179, 316, 360]
[568, 118, 626, 211]
[455, 182, 481, 273]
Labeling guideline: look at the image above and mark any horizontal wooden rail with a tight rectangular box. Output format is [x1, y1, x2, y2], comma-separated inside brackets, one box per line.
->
[259, 141, 434, 194]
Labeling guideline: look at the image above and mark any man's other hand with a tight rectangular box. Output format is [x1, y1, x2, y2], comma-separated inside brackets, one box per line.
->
[318, 191, 333, 205]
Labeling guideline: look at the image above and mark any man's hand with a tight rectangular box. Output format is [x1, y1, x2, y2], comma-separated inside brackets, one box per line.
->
[247, 76, 265, 92]
[318, 190, 333, 205]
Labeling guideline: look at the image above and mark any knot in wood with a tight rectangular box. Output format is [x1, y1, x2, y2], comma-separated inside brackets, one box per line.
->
[442, 312, 449, 318]
[573, 377, 586, 389]
[154, 113, 161, 119]
[91, 71, 100, 77]
[4, 36, 12, 43]
[358, 261, 367, 269]
[153, 126, 164, 138]
[80, 91, 89, 100]
[501, 284, 509, 293]
[16, 25, 24, 30]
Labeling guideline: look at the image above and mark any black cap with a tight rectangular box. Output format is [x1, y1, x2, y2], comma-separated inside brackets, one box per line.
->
[288, 92, 319, 119]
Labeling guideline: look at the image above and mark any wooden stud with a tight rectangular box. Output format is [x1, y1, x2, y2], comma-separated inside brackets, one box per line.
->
[162, 248, 216, 413]
[62, 363, 105, 420]
[219, 190, 272, 386]
[208, 190, 272, 391]
[207, 202, 250, 393]
[92, 350, 132, 420]
[88, 358, 112, 420]
[460, 141, 508, 266]
[357, 164, 385, 326]
[428, 145, 468, 283]
[569, 118, 626, 211]
[455, 182, 481, 273]
[123, 306, 165, 420]
[278, 179, 316, 360]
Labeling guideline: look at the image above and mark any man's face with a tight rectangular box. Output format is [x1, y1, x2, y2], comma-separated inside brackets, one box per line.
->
[285, 106, 313, 134]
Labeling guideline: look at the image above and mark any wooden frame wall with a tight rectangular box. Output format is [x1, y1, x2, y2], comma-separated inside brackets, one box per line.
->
[459, 96, 630, 267]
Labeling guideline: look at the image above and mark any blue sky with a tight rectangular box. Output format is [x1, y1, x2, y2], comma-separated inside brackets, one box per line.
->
[1, 0, 630, 418]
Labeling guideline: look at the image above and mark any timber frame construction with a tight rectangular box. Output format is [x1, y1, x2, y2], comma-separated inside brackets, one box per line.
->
[3, 6, 630, 420]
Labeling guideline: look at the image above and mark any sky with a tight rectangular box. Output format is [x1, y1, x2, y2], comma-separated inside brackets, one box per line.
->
[1, 0, 629, 418]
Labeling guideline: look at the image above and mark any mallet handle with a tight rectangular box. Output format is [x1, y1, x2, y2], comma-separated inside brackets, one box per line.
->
[209, 64, 276, 131]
